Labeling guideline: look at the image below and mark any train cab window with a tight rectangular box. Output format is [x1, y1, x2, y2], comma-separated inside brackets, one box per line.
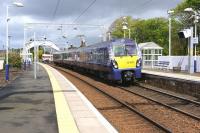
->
[113, 45, 125, 56]
[125, 45, 137, 56]
[113, 44, 137, 56]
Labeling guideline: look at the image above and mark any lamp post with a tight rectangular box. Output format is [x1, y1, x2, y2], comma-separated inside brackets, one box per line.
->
[32, 32, 37, 79]
[107, 31, 111, 41]
[23, 27, 28, 62]
[128, 28, 131, 39]
[184, 8, 199, 72]
[167, 10, 174, 70]
[122, 17, 128, 38]
[77, 34, 86, 47]
[167, 10, 174, 56]
[5, 2, 24, 81]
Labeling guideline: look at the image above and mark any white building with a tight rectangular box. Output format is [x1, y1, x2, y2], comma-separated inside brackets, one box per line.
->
[138, 42, 163, 68]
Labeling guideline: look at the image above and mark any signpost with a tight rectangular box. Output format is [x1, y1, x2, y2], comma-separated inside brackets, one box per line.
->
[188, 27, 194, 74]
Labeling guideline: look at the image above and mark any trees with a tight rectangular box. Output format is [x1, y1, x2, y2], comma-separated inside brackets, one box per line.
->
[173, 0, 200, 55]
[110, 0, 199, 55]
[111, 17, 184, 55]
[174, 0, 199, 28]
[30, 46, 44, 61]
[175, 0, 200, 12]
[6, 52, 22, 68]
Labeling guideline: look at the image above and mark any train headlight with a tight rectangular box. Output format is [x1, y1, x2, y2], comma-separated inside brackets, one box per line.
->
[136, 58, 142, 67]
[112, 60, 118, 69]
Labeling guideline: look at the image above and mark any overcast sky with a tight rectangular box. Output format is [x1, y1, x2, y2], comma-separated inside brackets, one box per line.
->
[0, 0, 182, 49]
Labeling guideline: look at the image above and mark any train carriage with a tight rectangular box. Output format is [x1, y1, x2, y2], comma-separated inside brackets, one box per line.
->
[53, 39, 142, 84]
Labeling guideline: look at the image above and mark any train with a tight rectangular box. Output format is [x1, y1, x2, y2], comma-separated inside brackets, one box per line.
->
[53, 39, 142, 84]
[42, 54, 53, 63]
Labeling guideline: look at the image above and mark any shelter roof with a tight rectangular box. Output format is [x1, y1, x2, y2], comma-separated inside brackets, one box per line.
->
[138, 42, 163, 50]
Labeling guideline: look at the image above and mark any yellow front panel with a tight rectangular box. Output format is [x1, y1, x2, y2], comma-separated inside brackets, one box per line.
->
[114, 56, 138, 69]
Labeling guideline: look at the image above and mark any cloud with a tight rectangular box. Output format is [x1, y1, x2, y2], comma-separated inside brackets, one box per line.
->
[0, 0, 182, 49]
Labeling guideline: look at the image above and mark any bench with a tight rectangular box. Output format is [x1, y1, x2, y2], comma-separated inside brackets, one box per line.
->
[173, 66, 181, 72]
[154, 61, 170, 69]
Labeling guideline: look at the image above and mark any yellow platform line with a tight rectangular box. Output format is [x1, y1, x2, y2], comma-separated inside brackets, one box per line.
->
[41, 64, 79, 133]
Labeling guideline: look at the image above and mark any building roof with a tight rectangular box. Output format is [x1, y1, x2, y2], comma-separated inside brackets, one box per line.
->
[138, 42, 163, 50]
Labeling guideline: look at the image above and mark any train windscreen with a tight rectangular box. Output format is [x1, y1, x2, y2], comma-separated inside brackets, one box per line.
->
[113, 44, 137, 57]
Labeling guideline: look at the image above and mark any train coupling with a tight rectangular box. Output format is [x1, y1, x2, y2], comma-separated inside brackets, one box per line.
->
[123, 71, 133, 81]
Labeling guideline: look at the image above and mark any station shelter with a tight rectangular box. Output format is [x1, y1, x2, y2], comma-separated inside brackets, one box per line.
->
[138, 42, 163, 68]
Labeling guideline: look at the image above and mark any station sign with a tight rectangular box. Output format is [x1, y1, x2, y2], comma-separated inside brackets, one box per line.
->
[193, 37, 199, 44]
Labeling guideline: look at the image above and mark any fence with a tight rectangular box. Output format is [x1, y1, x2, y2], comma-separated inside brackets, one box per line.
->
[142, 56, 200, 72]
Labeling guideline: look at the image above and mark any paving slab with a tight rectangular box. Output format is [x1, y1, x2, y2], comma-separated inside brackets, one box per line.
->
[0, 66, 58, 133]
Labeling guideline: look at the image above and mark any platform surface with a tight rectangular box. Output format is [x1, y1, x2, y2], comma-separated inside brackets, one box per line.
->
[142, 69, 200, 82]
[0, 65, 58, 133]
[41, 64, 118, 133]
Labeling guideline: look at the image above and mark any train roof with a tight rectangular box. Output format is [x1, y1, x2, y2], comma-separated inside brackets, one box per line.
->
[87, 38, 135, 48]
[53, 39, 136, 54]
[77, 39, 136, 51]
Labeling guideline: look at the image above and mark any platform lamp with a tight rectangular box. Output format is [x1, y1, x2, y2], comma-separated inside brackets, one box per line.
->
[184, 8, 199, 72]
[77, 34, 86, 47]
[5, 2, 24, 81]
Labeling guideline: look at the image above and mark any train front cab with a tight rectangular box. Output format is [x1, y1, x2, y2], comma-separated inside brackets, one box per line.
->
[108, 42, 142, 84]
[110, 57, 142, 83]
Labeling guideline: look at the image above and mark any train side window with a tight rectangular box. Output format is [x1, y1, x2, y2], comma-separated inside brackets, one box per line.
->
[77, 52, 80, 61]
[63, 53, 67, 59]
[104, 48, 109, 59]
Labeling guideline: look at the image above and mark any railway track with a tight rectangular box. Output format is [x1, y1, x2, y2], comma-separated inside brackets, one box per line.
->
[51, 65, 200, 133]
[128, 83, 200, 119]
[52, 65, 169, 133]
[136, 83, 200, 105]
[120, 84, 200, 121]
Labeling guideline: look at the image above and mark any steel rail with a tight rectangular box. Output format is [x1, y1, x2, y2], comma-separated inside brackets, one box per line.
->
[120, 86, 200, 121]
[135, 83, 200, 106]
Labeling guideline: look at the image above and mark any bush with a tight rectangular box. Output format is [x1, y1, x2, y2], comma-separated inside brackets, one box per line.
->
[4, 53, 22, 69]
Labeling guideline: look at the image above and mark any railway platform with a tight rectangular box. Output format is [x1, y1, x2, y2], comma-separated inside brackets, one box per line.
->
[0, 64, 117, 133]
[142, 69, 200, 82]
[40, 63, 118, 133]
[142, 69, 200, 99]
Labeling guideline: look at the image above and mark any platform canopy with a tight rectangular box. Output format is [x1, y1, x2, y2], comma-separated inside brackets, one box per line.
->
[138, 42, 163, 50]
[25, 40, 60, 51]
[21, 40, 60, 61]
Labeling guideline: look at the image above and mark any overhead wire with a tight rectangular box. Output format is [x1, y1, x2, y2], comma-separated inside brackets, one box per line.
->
[52, 0, 62, 21]
[111, 0, 154, 30]
[51, 0, 63, 44]
[73, 0, 97, 23]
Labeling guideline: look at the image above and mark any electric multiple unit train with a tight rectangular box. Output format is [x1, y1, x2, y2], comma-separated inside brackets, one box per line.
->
[53, 39, 142, 84]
